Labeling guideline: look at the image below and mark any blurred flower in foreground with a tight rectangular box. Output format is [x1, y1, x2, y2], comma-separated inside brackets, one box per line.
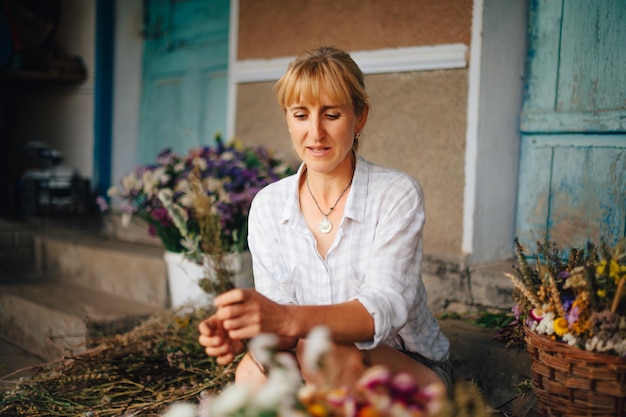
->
[161, 325, 458, 417]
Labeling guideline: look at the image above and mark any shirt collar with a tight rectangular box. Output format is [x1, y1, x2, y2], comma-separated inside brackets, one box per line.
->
[280, 153, 368, 225]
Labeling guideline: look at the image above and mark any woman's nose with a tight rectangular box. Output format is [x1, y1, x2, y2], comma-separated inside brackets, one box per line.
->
[310, 116, 325, 140]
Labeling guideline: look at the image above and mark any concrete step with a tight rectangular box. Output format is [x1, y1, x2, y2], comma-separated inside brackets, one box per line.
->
[0, 220, 39, 276]
[0, 279, 157, 362]
[38, 231, 169, 309]
[0, 218, 167, 362]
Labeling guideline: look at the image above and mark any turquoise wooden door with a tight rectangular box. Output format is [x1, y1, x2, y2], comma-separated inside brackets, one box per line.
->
[137, 0, 230, 164]
[517, 0, 626, 249]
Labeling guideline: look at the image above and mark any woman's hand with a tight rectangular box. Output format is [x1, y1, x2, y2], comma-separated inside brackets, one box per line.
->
[213, 289, 290, 340]
[198, 315, 245, 365]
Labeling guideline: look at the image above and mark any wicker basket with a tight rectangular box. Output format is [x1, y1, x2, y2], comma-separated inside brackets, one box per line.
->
[525, 328, 626, 416]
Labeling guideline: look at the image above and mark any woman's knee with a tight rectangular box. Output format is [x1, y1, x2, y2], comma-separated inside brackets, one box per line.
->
[235, 353, 268, 387]
[296, 339, 367, 387]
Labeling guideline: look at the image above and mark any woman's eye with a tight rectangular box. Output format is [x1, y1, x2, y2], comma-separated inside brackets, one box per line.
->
[325, 113, 340, 119]
[294, 113, 307, 119]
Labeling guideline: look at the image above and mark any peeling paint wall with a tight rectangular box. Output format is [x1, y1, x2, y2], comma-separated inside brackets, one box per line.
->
[518, 0, 626, 249]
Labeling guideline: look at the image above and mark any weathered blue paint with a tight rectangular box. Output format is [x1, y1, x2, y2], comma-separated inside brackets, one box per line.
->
[517, 134, 626, 248]
[137, 0, 230, 164]
[94, 0, 114, 198]
[518, 0, 626, 249]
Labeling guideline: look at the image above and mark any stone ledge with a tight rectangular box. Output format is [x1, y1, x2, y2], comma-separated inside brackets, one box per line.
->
[423, 255, 517, 313]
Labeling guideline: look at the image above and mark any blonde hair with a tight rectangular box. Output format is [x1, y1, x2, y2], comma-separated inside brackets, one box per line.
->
[274, 46, 369, 118]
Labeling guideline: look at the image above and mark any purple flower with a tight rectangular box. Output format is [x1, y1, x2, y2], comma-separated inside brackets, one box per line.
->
[156, 148, 175, 165]
[561, 296, 574, 313]
[108, 137, 293, 252]
[357, 365, 392, 391]
[96, 196, 108, 212]
[557, 270, 571, 280]
[567, 304, 580, 325]
[151, 207, 174, 227]
[391, 372, 418, 403]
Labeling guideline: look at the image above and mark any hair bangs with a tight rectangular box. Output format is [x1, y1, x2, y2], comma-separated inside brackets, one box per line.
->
[276, 57, 352, 110]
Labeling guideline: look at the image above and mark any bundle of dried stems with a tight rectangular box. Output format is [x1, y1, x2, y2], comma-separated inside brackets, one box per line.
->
[1, 308, 242, 416]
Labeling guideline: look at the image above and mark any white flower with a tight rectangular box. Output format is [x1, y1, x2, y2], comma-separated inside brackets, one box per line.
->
[142, 171, 156, 196]
[121, 173, 139, 191]
[210, 383, 254, 417]
[303, 325, 331, 373]
[534, 311, 555, 335]
[612, 338, 626, 356]
[196, 391, 213, 417]
[192, 156, 208, 171]
[204, 177, 223, 194]
[585, 335, 616, 353]
[274, 351, 299, 376]
[106, 185, 119, 197]
[174, 161, 186, 172]
[248, 333, 279, 367]
[153, 166, 170, 184]
[221, 151, 235, 161]
[159, 189, 174, 205]
[253, 366, 299, 410]
[161, 402, 197, 417]
[562, 333, 577, 346]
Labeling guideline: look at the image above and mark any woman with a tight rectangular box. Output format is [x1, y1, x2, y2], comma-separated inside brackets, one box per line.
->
[198, 46, 452, 392]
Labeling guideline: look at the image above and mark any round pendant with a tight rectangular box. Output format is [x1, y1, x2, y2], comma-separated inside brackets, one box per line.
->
[319, 217, 332, 234]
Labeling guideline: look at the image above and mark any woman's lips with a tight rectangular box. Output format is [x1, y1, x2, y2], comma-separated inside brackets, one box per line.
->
[308, 146, 331, 156]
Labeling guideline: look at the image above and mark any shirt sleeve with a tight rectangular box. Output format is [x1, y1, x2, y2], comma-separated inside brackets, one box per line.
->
[353, 175, 425, 350]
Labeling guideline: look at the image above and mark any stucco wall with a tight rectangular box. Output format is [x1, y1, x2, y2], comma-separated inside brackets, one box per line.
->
[237, 0, 471, 58]
[235, 70, 467, 256]
[234, 0, 471, 256]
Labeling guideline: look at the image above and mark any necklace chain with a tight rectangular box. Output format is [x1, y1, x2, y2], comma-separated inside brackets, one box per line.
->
[306, 172, 352, 234]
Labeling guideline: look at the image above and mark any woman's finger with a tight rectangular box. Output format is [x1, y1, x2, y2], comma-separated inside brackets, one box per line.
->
[214, 288, 251, 307]
[216, 353, 235, 365]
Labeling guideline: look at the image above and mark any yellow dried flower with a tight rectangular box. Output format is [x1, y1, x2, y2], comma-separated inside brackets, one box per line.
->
[597, 259, 626, 282]
[554, 317, 569, 336]
[307, 403, 328, 417]
[571, 319, 590, 336]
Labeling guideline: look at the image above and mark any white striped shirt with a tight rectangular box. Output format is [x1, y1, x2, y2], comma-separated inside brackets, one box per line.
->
[248, 154, 449, 361]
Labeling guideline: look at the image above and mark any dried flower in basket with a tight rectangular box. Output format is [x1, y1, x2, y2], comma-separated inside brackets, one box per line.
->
[507, 237, 626, 356]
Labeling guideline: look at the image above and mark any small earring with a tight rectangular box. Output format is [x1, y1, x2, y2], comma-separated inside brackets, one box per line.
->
[354, 131, 361, 140]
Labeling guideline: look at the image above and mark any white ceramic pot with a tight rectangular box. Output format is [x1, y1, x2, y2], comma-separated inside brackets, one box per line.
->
[163, 251, 243, 308]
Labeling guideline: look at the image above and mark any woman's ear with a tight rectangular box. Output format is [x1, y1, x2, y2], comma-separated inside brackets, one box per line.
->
[357, 106, 369, 131]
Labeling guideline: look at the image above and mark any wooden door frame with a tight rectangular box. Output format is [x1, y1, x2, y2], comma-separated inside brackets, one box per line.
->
[94, 0, 114, 199]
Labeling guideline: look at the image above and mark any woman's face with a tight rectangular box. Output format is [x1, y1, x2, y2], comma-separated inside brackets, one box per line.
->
[285, 91, 367, 175]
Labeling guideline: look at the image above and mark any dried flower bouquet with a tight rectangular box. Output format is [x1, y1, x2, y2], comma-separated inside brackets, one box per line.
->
[104, 136, 293, 254]
[507, 238, 626, 356]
